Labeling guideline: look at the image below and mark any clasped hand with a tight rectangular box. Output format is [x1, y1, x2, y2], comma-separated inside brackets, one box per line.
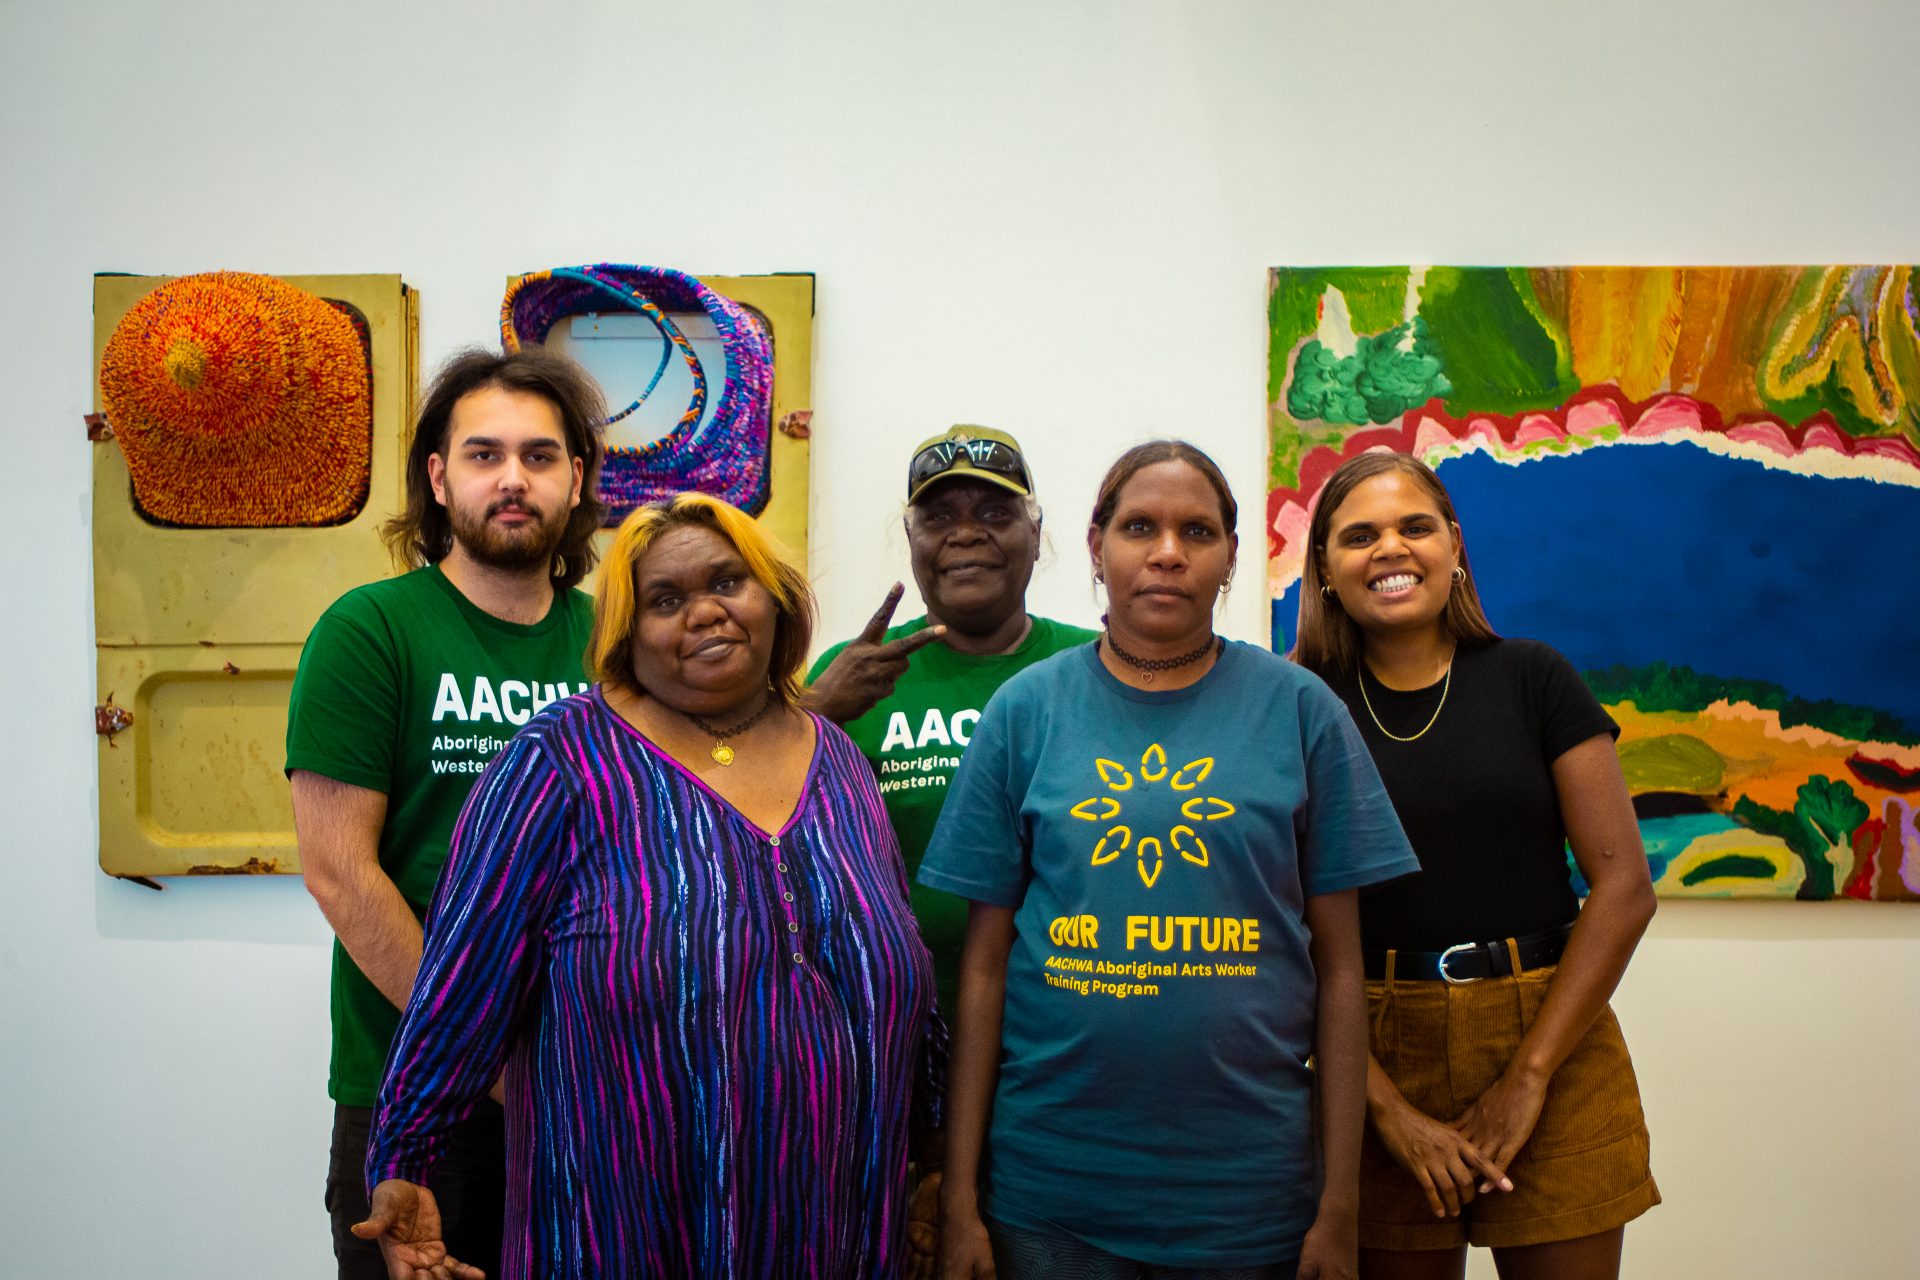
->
[1374, 1069, 1548, 1219]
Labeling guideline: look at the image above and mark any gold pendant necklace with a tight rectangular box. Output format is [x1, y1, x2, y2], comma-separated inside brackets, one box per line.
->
[1358, 650, 1454, 743]
[683, 692, 778, 766]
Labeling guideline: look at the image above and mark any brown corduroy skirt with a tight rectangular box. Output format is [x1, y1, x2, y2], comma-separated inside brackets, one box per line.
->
[1360, 962, 1660, 1251]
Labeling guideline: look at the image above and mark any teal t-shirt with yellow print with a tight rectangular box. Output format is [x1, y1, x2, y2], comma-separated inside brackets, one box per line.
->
[919, 640, 1418, 1266]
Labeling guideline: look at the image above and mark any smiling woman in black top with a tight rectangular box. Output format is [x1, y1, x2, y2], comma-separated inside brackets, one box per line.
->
[1292, 452, 1660, 1280]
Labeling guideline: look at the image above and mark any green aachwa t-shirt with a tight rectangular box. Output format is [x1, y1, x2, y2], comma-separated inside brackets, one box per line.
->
[285, 565, 594, 1105]
[808, 614, 1096, 1016]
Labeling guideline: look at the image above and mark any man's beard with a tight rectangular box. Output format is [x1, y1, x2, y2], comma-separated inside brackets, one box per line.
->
[447, 494, 570, 573]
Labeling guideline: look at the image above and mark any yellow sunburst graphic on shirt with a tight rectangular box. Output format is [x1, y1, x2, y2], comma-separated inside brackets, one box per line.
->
[1069, 743, 1237, 888]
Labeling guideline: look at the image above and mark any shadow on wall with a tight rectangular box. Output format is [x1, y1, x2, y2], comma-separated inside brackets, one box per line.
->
[95, 873, 334, 946]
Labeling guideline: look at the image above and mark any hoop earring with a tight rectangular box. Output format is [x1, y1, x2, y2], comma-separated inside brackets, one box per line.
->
[1451, 565, 1465, 584]
[553, 552, 567, 579]
[1319, 584, 1335, 601]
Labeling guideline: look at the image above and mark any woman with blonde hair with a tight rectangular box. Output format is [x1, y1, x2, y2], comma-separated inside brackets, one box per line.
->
[358, 492, 934, 1280]
[1293, 451, 1658, 1280]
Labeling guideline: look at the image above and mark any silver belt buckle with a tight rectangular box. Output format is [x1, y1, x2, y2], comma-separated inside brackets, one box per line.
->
[1438, 942, 1482, 985]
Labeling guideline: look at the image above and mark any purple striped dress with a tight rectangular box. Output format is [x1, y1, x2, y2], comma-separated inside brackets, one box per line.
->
[367, 689, 934, 1279]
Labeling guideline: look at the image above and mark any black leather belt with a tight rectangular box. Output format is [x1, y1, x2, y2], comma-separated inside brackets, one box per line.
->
[1364, 922, 1574, 984]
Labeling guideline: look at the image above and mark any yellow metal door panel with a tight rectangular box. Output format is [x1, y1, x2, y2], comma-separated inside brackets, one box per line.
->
[93, 273, 417, 878]
[98, 645, 304, 877]
[706, 273, 814, 572]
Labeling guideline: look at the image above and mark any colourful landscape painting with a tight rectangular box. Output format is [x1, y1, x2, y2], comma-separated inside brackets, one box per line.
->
[1266, 266, 1920, 900]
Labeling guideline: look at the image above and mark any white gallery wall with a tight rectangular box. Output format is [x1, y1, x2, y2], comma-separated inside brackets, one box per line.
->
[3, 2, 1917, 1276]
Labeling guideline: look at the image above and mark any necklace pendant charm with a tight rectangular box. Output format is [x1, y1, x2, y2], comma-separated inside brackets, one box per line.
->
[683, 692, 775, 767]
[1102, 625, 1217, 684]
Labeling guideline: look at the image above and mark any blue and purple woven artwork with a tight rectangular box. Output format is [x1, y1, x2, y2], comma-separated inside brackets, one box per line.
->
[501, 264, 774, 521]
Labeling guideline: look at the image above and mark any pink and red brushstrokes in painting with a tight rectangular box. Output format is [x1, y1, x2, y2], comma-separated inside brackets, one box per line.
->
[1267, 386, 1920, 598]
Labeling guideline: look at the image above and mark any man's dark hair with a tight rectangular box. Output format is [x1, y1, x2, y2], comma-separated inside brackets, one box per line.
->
[382, 348, 607, 590]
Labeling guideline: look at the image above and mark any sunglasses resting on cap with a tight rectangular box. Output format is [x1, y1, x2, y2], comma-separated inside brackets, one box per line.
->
[906, 425, 1034, 504]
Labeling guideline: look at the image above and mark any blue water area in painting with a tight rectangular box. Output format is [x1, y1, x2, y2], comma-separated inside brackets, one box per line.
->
[1564, 812, 1748, 895]
[1272, 440, 1920, 732]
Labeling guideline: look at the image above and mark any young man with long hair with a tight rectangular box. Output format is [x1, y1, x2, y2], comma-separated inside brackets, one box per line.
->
[287, 348, 606, 1280]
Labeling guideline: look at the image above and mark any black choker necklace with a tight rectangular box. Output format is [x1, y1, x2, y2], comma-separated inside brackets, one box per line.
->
[1102, 619, 1222, 684]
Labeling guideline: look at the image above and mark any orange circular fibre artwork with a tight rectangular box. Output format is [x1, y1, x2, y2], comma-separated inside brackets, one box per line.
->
[99, 270, 371, 527]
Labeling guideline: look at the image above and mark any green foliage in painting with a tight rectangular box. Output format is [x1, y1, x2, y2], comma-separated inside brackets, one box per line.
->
[1680, 855, 1780, 887]
[1796, 775, 1870, 848]
[1267, 268, 1409, 403]
[1287, 319, 1453, 425]
[1733, 776, 1869, 900]
[1268, 267, 1419, 486]
[1585, 661, 1919, 745]
[1417, 267, 1577, 415]
[1733, 796, 1796, 846]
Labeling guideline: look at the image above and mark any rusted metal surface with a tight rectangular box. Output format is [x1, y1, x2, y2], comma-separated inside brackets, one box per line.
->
[95, 693, 133, 746]
[185, 857, 281, 876]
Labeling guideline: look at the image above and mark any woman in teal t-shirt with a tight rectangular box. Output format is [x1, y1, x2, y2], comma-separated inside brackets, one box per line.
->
[923, 442, 1417, 1280]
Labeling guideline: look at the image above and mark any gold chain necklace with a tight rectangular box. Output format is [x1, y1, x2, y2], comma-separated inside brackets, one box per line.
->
[1357, 650, 1454, 743]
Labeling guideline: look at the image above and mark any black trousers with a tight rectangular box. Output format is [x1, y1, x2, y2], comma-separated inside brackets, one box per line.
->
[326, 1102, 506, 1280]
